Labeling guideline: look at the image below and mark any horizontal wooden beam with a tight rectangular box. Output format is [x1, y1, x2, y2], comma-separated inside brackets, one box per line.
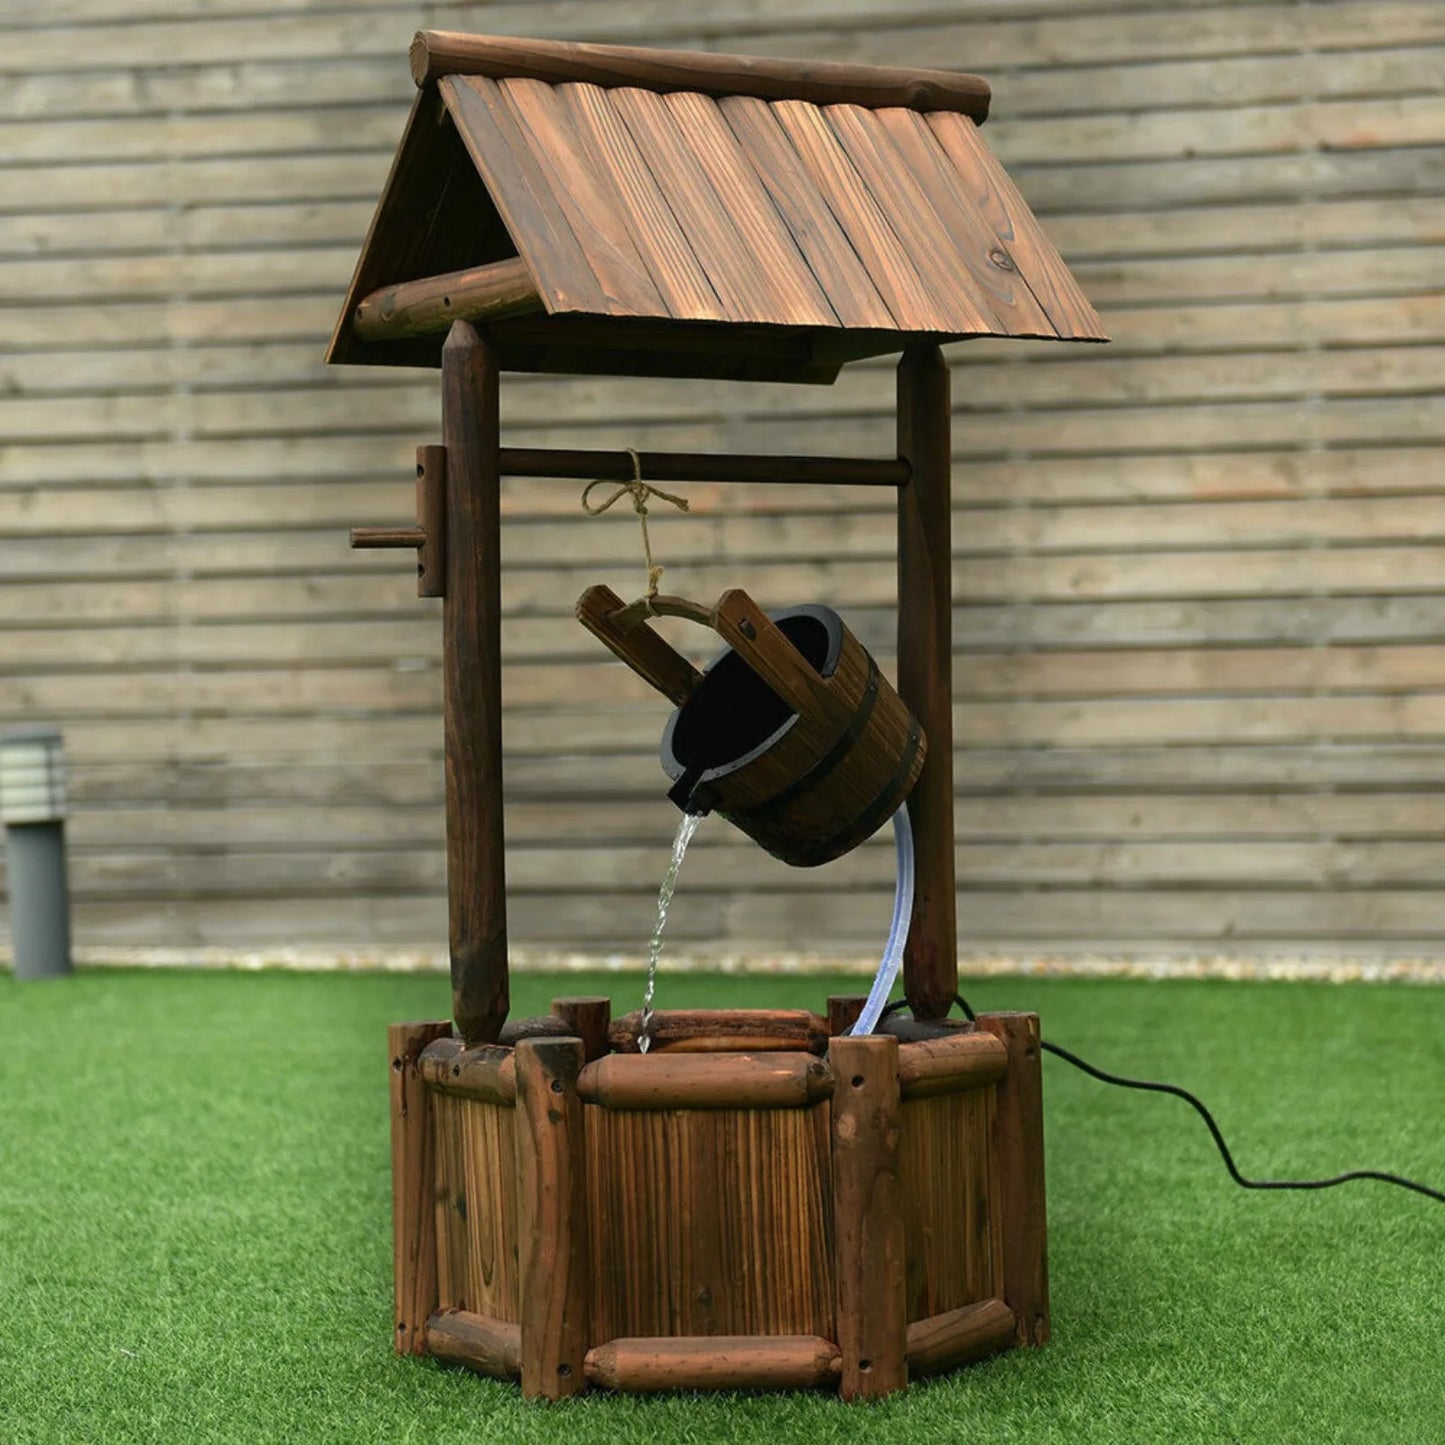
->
[609, 1007, 829, 1055]
[353, 257, 542, 341]
[411, 31, 990, 123]
[425, 1309, 522, 1379]
[498, 446, 910, 488]
[896, 1030, 1008, 1099]
[905, 1298, 1016, 1377]
[584, 1334, 842, 1391]
[577, 1050, 833, 1111]
[418, 1037, 516, 1105]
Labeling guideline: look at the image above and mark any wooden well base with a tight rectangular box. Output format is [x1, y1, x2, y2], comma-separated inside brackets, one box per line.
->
[389, 1001, 1047, 1400]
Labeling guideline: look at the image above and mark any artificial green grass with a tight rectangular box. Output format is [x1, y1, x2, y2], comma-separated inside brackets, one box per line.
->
[1, 968, 1442, 1445]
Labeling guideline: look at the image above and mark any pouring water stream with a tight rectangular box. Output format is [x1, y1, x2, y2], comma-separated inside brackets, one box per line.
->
[638, 810, 704, 1053]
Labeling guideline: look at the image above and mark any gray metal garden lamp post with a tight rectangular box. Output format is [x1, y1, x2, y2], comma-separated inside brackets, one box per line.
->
[1, 725, 73, 980]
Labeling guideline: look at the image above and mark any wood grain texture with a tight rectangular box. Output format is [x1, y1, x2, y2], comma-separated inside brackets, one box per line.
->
[897, 344, 957, 1021]
[352, 257, 542, 340]
[906, 1297, 1015, 1377]
[828, 1034, 906, 1400]
[431, 1089, 520, 1323]
[585, 1102, 835, 1340]
[441, 76, 607, 316]
[414, 444, 446, 600]
[498, 79, 668, 318]
[584, 1334, 842, 1392]
[418, 1037, 516, 1105]
[926, 109, 1107, 342]
[897, 1030, 1008, 1098]
[975, 1012, 1049, 1347]
[440, 322, 507, 1046]
[550, 995, 611, 1063]
[609, 1007, 829, 1055]
[578, 1051, 833, 1110]
[388, 1020, 452, 1357]
[425, 1309, 522, 1379]
[514, 1037, 589, 1398]
[409, 31, 991, 121]
[897, 1089, 998, 1322]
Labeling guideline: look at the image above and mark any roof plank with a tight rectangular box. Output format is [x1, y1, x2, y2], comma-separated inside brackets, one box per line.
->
[558, 81, 725, 324]
[718, 96, 894, 332]
[822, 101, 995, 335]
[609, 86, 823, 327]
[769, 98, 939, 333]
[497, 78, 668, 319]
[661, 90, 840, 328]
[873, 106, 1060, 340]
[927, 110, 1108, 342]
[441, 74, 609, 316]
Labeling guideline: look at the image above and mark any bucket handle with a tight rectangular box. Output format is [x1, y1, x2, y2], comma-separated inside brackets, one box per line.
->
[575, 584, 846, 729]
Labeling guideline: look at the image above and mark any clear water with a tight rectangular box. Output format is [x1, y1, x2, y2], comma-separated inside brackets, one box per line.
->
[638, 811, 703, 1054]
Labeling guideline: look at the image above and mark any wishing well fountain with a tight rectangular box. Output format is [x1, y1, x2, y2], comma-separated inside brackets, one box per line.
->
[330, 30, 1106, 1400]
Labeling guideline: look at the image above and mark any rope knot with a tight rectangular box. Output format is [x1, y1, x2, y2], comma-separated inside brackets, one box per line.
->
[580, 449, 688, 606]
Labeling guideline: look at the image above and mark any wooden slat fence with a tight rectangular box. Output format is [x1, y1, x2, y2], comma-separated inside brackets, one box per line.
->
[1, 0, 1442, 956]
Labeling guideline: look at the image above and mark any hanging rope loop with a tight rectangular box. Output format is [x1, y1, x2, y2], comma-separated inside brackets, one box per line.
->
[580, 448, 689, 608]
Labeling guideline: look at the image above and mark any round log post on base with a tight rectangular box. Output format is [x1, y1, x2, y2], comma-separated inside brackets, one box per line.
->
[442, 321, 509, 1045]
[897, 344, 957, 1021]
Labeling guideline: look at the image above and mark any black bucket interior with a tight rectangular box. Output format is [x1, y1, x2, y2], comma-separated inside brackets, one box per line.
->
[667, 613, 833, 775]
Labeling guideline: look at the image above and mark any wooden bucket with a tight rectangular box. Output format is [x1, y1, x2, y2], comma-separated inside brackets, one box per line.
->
[577, 584, 925, 867]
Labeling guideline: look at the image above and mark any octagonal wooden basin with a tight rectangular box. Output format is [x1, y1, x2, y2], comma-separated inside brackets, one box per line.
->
[388, 1002, 1046, 1401]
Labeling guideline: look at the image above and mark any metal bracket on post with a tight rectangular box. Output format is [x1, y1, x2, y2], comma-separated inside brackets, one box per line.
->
[350, 444, 448, 597]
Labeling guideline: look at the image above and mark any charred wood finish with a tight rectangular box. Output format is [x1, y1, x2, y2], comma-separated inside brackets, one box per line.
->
[425, 1309, 522, 1378]
[897, 344, 957, 1020]
[828, 1034, 907, 1399]
[353, 257, 542, 339]
[442, 322, 508, 1045]
[896, 1030, 1008, 1099]
[550, 996, 612, 1064]
[411, 31, 991, 121]
[977, 1012, 1050, 1347]
[506, 445, 909, 486]
[578, 1050, 833, 1110]
[585, 1335, 842, 1392]
[515, 1037, 590, 1398]
[389, 1020, 453, 1356]
[419, 1036, 516, 1104]
[609, 1007, 829, 1055]
[906, 1297, 1016, 1376]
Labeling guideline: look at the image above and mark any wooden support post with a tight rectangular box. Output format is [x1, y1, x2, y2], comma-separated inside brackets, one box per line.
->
[828, 1033, 906, 1399]
[975, 1011, 1049, 1347]
[551, 996, 612, 1063]
[514, 1037, 589, 1399]
[388, 1019, 453, 1356]
[442, 321, 508, 1045]
[897, 344, 957, 1021]
[827, 995, 867, 1036]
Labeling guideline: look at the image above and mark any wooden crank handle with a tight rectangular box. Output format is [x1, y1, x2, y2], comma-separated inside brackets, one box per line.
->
[575, 584, 702, 707]
[710, 588, 840, 725]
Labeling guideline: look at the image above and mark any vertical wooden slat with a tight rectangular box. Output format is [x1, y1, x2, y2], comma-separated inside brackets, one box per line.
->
[496, 78, 667, 318]
[926, 109, 1107, 341]
[551, 995, 612, 1063]
[515, 1036, 589, 1399]
[897, 344, 957, 1021]
[770, 98, 936, 331]
[717, 95, 896, 330]
[389, 1019, 453, 1356]
[822, 102, 993, 334]
[559, 80, 725, 321]
[873, 106, 1058, 339]
[660, 90, 840, 327]
[440, 75, 609, 315]
[975, 1011, 1049, 1347]
[442, 321, 508, 1046]
[610, 86, 820, 327]
[829, 1033, 906, 1400]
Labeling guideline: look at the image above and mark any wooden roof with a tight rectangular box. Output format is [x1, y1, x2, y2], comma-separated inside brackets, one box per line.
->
[328, 33, 1106, 383]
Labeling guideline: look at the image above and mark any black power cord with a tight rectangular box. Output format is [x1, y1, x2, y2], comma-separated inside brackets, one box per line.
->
[881, 994, 1445, 1206]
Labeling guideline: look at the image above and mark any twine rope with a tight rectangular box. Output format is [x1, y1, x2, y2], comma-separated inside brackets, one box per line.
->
[581, 449, 690, 608]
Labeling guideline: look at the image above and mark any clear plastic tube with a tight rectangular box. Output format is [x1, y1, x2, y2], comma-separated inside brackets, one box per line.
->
[849, 803, 914, 1036]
